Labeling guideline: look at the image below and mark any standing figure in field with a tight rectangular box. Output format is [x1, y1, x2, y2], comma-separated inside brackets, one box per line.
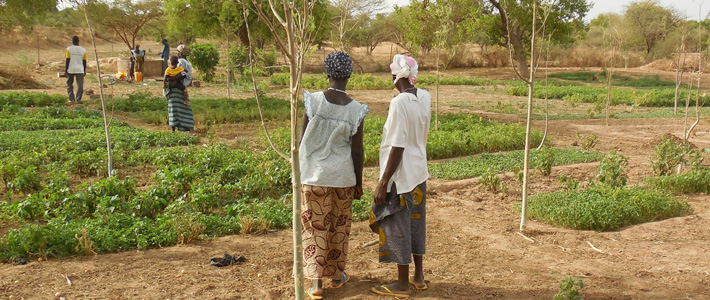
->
[64, 36, 87, 104]
[299, 51, 368, 300]
[370, 54, 431, 298]
[161, 39, 170, 74]
[163, 45, 195, 133]
[131, 45, 146, 78]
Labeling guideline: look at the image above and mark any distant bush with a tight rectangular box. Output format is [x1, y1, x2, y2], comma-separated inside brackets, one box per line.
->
[190, 43, 220, 81]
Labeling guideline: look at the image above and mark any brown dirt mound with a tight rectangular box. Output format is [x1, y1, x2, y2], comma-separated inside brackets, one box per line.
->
[0, 69, 48, 90]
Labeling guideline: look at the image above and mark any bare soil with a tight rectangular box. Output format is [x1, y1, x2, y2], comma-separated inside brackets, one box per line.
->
[2, 31, 710, 300]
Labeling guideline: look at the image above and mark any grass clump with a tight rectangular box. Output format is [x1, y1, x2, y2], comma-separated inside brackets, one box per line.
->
[270, 73, 390, 90]
[429, 148, 603, 180]
[527, 185, 692, 231]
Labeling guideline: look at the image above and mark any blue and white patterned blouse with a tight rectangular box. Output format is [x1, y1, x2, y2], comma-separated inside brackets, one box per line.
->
[299, 91, 369, 187]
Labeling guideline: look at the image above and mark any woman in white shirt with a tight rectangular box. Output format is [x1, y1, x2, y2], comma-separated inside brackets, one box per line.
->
[299, 51, 368, 300]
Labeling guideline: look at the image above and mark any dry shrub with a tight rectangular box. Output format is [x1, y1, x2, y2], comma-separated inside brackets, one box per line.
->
[74, 228, 97, 256]
[0, 68, 47, 90]
[239, 215, 272, 234]
[174, 213, 206, 244]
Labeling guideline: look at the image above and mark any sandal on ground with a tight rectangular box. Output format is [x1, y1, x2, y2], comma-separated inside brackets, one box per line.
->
[331, 272, 350, 289]
[409, 276, 428, 290]
[370, 285, 410, 298]
[308, 287, 323, 300]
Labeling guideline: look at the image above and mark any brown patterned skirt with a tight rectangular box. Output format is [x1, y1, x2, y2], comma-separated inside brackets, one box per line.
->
[301, 185, 354, 279]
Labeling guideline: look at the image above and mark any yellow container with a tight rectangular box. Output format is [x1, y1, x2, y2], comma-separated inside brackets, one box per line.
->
[134, 71, 143, 82]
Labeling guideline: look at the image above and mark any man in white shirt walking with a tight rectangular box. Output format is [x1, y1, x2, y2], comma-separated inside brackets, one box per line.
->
[64, 36, 87, 104]
[370, 54, 431, 298]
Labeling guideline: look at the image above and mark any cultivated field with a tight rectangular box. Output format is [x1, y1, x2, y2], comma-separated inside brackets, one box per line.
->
[1, 32, 710, 300]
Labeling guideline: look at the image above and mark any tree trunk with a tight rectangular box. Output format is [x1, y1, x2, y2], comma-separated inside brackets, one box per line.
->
[674, 41, 687, 115]
[509, 29, 530, 77]
[435, 47, 440, 131]
[520, 0, 537, 231]
[606, 46, 616, 126]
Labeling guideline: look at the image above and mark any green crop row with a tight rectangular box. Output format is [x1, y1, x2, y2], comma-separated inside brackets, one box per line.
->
[644, 169, 710, 194]
[0, 92, 66, 107]
[550, 72, 676, 87]
[269, 113, 542, 167]
[527, 185, 692, 231]
[0, 127, 199, 154]
[506, 85, 707, 107]
[270, 73, 391, 90]
[97, 94, 296, 125]
[429, 148, 603, 180]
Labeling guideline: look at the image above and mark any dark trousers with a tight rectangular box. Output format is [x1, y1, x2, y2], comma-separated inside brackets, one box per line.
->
[66, 74, 84, 102]
[162, 57, 169, 74]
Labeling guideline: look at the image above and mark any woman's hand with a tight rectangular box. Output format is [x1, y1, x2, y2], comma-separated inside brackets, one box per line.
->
[354, 185, 363, 200]
[373, 181, 387, 206]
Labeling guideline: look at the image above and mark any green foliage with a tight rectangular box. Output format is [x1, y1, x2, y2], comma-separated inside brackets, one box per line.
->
[480, 168, 503, 192]
[553, 278, 584, 300]
[430, 148, 603, 180]
[645, 169, 710, 194]
[190, 43, 220, 81]
[651, 136, 705, 176]
[527, 186, 692, 231]
[270, 73, 391, 90]
[558, 175, 580, 191]
[595, 151, 629, 187]
[550, 72, 675, 87]
[0, 92, 66, 107]
[0, 0, 56, 31]
[536, 146, 555, 176]
[506, 85, 707, 107]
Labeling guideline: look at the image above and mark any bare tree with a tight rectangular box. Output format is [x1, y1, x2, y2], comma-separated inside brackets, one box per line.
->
[685, 2, 704, 142]
[87, 0, 163, 50]
[330, 0, 386, 51]
[674, 22, 688, 115]
[604, 26, 623, 126]
[247, 0, 319, 298]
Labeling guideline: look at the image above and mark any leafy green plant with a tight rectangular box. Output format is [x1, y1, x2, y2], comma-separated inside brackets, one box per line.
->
[558, 175, 580, 191]
[576, 132, 598, 150]
[651, 135, 704, 176]
[480, 168, 502, 192]
[553, 278, 584, 300]
[534, 146, 555, 176]
[595, 151, 629, 187]
[190, 43, 220, 81]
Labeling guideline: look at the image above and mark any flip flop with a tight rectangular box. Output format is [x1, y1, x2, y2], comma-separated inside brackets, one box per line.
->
[409, 276, 428, 290]
[308, 287, 323, 300]
[331, 272, 350, 289]
[370, 285, 410, 298]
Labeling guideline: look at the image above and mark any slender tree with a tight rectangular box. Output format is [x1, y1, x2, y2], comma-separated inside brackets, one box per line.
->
[75, 0, 113, 176]
[674, 23, 688, 115]
[247, 0, 320, 298]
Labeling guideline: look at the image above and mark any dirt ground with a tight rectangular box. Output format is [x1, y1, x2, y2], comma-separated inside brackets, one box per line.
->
[2, 30, 710, 299]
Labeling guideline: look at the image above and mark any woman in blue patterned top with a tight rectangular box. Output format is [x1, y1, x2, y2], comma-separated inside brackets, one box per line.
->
[298, 51, 368, 300]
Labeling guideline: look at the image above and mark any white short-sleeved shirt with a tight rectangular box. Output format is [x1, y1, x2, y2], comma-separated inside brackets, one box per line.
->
[379, 89, 431, 193]
[299, 91, 369, 187]
[177, 58, 193, 87]
[65, 45, 87, 74]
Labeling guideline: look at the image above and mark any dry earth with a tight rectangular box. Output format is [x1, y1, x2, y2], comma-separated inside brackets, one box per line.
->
[1, 32, 710, 300]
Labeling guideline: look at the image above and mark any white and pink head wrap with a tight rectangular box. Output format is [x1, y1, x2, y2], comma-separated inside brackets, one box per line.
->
[390, 54, 418, 85]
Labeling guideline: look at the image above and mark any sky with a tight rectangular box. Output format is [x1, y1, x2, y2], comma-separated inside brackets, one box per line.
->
[385, 0, 710, 22]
